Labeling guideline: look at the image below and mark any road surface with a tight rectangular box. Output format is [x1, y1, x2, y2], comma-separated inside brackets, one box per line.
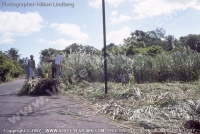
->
[0, 78, 127, 134]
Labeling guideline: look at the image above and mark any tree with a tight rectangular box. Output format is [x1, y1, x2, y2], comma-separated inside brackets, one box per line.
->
[140, 28, 165, 47]
[134, 30, 146, 41]
[123, 37, 137, 45]
[5, 48, 20, 61]
[102, 43, 116, 53]
[0, 49, 23, 81]
[184, 34, 200, 51]
[145, 45, 164, 57]
[179, 36, 187, 45]
[40, 48, 59, 61]
[124, 30, 146, 45]
[82, 45, 99, 55]
[155, 28, 166, 39]
[64, 43, 83, 54]
[130, 32, 134, 38]
[124, 28, 167, 48]
[145, 30, 161, 46]
[126, 45, 139, 56]
[164, 35, 175, 51]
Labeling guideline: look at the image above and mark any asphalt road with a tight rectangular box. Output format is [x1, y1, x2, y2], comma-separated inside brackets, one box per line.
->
[0, 78, 127, 134]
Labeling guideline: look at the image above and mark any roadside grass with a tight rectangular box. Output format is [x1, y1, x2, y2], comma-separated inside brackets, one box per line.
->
[0, 74, 26, 84]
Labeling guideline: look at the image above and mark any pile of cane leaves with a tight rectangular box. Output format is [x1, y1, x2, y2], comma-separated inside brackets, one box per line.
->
[67, 81, 200, 132]
[17, 77, 67, 96]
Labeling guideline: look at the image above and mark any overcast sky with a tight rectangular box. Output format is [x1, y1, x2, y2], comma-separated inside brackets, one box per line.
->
[1, 0, 200, 65]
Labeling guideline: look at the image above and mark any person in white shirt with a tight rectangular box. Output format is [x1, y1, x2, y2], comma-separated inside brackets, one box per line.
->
[55, 52, 64, 77]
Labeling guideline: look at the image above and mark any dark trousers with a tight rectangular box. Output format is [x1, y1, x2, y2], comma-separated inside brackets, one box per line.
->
[52, 68, 56, 78]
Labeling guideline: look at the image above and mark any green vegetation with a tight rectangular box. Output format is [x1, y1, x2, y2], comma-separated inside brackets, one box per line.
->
[18, 28, 200, 132]
[0, 48, 24, 82]
[35, 28, 200, 84]
[40, 49, 200, 83]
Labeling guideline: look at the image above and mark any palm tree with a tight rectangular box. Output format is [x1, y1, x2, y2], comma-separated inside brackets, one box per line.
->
[5, 48, 20, 61]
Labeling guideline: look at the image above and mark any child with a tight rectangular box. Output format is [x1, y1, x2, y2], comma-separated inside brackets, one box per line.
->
[158, 72, 162, 82]
[44, 70, 48, 78]
[121, 73, 126, 86]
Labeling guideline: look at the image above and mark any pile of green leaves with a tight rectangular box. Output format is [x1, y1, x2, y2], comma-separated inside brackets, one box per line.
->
[17, 78, 66, 96]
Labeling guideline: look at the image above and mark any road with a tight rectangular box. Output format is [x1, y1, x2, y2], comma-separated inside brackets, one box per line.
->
[0, 78, 126, 134]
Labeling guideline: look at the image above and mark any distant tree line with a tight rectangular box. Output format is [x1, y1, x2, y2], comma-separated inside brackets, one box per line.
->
[104, 28, 200, 57]
[39, 28, 200, 58]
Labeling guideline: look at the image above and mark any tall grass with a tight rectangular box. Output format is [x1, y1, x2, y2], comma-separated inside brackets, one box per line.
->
[41, 50, 200, 83]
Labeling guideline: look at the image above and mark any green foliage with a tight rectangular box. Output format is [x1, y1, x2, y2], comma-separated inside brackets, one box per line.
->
[40, 62, 51, 78]
[145, 45, 164, 57]
[0, 57, 23, 82]
[184, 34, 200, 52]
[5, 48, 20, 61]
[40, 48, 200, 83]
[63, 43, 101, 56]
[38, 30, 200, 84]
[102, 43, 116, 53]
[64, 43, 83, 54]
[126, 45, 139, 56]
[163, 35, 175, 51]
[126, 45, 164, 57]
[123, 28, 184, 52]
[40, 48, 60, 60]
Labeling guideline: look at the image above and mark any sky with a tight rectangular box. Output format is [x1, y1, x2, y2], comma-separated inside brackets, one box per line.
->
[0, 0, 200, 65]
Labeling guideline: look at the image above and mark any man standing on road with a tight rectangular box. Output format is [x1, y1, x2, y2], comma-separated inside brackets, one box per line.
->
[55, 52, 64, 77]
[28, 55, 36, 79]
[24, 57, 30, 80]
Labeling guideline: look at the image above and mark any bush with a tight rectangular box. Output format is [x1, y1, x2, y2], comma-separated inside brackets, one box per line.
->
[0, 57, 23, 82]
[145, 45, 164, 57]
[133, 45, 164, 57]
